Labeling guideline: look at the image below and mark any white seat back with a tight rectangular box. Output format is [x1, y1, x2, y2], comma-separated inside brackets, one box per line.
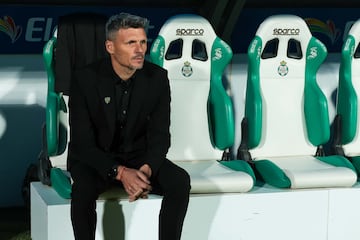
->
[151, 14, 227, 161]
[247, 15, 326, 159]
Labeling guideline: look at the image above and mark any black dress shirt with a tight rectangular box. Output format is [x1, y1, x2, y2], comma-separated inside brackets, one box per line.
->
[111, 71, 134, 153]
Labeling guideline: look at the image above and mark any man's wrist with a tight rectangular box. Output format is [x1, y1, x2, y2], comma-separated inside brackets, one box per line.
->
[118, 166, 126, 181]
[107, 165, 119, 180]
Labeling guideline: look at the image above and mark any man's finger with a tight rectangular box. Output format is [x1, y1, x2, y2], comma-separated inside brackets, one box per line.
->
[129, 189, 143, 202]
[137, 171, 151, 184]
[134, 189, 143, 197]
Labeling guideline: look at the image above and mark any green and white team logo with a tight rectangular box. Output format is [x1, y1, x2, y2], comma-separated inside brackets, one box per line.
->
[278, 60, 288, 76]
[182, 61, 193, 77]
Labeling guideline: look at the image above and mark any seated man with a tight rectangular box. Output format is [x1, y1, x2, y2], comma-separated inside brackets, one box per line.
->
[68, 12, 191, 240]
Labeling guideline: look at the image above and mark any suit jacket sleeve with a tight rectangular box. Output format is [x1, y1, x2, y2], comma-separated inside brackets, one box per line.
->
[143, 66, 171, 176]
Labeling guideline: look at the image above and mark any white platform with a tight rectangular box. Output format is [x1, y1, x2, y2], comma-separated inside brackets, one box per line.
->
[31, 181, 360, 240]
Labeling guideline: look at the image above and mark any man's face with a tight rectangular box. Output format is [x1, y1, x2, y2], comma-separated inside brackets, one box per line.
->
[106, 27, 147, 71]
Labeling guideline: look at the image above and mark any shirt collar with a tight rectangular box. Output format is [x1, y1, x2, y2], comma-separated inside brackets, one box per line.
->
[111, 67, 136, 86]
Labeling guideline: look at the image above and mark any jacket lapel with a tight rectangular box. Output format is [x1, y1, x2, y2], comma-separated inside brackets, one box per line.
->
[126, 66, 149, 131]
[97, 61, 116, 137]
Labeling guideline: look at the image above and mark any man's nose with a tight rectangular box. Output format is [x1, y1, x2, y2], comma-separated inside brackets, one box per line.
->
[135, 43, 146, 53]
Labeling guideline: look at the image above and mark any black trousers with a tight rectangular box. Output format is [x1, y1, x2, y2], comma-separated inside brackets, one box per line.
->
[70, 159, 191, 240]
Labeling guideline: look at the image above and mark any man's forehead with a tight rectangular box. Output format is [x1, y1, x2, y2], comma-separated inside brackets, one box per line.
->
[117, 28, 147, 40]
[118, 28, 146, 35]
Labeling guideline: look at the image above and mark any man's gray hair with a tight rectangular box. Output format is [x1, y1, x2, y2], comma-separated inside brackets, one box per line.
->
[105, 12, 149, 40]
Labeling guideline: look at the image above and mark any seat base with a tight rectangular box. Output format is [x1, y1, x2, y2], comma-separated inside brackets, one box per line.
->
[176, 160, 255, 193]
[255, 155, 357, 188]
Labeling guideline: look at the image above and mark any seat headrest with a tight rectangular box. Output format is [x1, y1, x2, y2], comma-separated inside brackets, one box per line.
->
[157, 14, 217, 46]
[348, 19, 360, 41]
[248, 14, 327, 79]
[150, 14, 232, 82]
[255, 15, 312, 44]
[345, 19, 360, 58]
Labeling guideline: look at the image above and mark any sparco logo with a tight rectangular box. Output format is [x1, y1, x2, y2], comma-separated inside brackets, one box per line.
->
[273, 28, 300, 35]
[176, 28, 204, 36]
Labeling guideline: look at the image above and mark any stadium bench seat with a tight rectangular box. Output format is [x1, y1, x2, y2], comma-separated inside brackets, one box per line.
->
[237, 14, 357, 188]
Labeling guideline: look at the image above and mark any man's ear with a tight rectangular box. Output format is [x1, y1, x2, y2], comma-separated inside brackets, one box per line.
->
[105, 40, 114, 54]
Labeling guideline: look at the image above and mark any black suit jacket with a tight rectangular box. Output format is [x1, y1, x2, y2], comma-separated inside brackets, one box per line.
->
[68, 57, 171, 180]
